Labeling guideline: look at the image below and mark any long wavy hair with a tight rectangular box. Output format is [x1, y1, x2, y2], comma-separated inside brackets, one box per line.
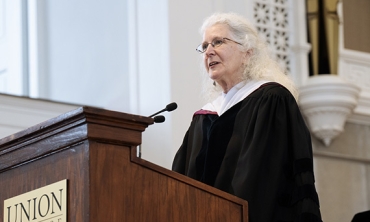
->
[199, 12, 298, 102]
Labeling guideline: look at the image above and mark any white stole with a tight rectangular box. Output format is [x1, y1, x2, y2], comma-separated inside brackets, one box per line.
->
[202, 80, 269, 116]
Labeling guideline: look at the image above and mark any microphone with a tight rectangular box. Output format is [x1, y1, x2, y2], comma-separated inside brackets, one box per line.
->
[153, 115, 165, 123]
[148, 102, 178, 118]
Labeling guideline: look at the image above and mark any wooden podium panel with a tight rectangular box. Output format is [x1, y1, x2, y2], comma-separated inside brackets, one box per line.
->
[0, 107, 248, 222]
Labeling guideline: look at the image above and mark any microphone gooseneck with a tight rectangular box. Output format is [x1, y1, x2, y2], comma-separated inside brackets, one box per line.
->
[148, 102, 178, 118]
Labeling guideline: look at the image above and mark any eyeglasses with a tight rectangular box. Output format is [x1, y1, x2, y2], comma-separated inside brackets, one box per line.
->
[196, 37, 242, 53]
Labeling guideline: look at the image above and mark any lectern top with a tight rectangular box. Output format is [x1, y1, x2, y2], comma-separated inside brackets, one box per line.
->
[0, 106, 153, 172]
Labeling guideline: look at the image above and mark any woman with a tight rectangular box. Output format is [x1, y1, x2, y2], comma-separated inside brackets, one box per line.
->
[172, 13, 322, 222]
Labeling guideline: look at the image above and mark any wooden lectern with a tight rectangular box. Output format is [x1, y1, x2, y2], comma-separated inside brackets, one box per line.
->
[0, 107, 248, 221]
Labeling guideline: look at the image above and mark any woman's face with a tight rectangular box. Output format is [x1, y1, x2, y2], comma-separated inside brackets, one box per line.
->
[202, 24, 247, 91]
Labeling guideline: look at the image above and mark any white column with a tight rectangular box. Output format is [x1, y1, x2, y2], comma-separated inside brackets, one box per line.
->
[289, 0, 311, 86]
[27, 0, 49, 98]
[0, 0, 27, 95]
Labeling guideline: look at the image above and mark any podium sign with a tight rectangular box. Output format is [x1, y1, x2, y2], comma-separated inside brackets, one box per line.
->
[4, 180, 67, 222]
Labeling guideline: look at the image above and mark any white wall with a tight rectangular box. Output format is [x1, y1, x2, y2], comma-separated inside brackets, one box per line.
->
[0, 0, 27, 95]
[43, 0, 130, 112]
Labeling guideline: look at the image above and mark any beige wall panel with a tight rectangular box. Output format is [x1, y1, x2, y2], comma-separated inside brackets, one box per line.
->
[314, 156, 368, 222]
[312, 122, 370, 222]
[343, 0, 370, 53]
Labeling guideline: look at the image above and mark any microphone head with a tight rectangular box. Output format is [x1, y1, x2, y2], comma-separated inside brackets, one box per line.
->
[166, 102, 178, 112]
[153, 115, 165, 123]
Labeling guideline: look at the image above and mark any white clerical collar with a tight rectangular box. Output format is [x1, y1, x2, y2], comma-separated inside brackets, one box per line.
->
[202, 80, 269, 116]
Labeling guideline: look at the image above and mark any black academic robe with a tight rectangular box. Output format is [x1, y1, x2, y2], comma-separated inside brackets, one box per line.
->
[352, 210, 370, 222]
[172, 83, 322, 222]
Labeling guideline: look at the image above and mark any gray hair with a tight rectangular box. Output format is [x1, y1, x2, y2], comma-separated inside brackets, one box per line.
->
[199, 12, 298, 101]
